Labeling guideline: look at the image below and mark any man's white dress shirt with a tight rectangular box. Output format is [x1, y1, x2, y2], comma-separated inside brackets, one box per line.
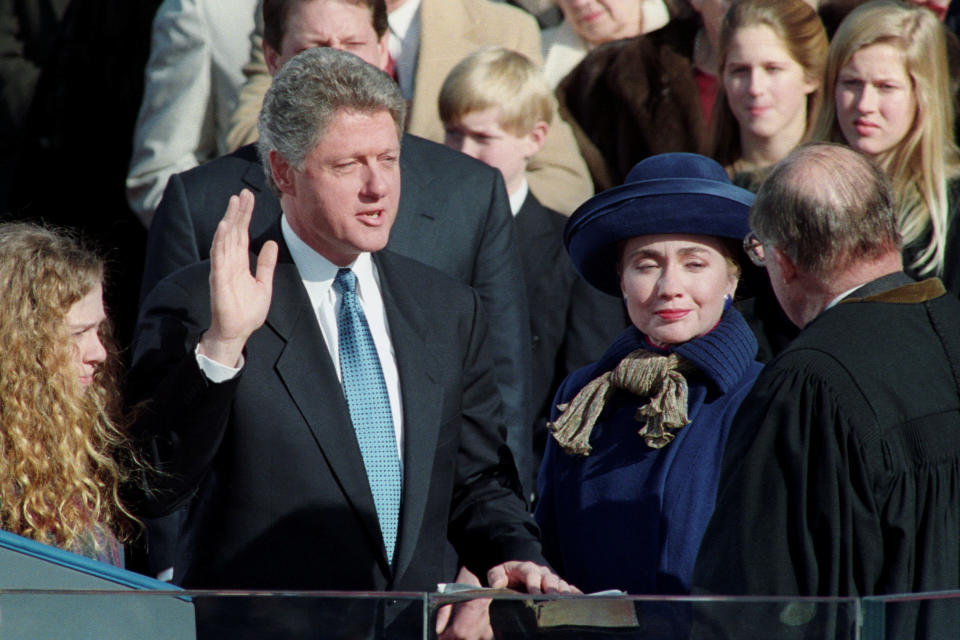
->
[197, 214, 405, 461]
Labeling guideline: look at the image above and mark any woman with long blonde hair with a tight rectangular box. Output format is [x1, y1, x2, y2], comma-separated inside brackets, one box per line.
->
[813, 0, 960, 284]
[711, 0, 828, 191]
[0, 223, 138, 565]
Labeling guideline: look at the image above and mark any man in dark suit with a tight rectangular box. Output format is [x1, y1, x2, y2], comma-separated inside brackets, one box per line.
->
[140, 0, 534, 498]
[130, 46, 568, 611]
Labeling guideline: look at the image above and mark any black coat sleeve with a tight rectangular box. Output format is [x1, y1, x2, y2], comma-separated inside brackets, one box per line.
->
[692, 352, 884, 598]
[127, 264, 235, 517]
[446, 286, 547, 575]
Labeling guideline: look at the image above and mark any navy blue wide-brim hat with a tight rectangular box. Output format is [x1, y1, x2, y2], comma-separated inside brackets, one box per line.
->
[564, 153, 755, 296]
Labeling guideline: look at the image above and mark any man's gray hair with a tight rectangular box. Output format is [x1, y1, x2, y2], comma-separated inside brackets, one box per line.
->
[751, 142, 901, 277]
[257, 47, 406, 195]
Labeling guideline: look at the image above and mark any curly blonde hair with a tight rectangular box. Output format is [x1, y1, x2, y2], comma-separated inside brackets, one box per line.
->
[0, 223, 137, 553]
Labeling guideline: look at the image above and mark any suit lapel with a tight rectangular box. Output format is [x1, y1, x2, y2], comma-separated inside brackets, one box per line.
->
[410, 0, 476, 138]
[419, 0, 483, 48]
[515, 194, 559, 288]
[260, 229, 391, 574]
[515, 195, 556, 244]
[374, 252, 444, 582]
[239, 143, 269, 194]
[388, 135, 440, 259]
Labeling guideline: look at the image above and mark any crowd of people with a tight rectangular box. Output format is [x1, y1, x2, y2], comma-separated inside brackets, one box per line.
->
[4, 0, 960, 638]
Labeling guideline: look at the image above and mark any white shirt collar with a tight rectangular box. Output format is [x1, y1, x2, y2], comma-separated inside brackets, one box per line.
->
[825, 283, 864, 311]
[509, 178, 529, 217]
[280, 214, 377, 307]
[388, 0, 421, 40]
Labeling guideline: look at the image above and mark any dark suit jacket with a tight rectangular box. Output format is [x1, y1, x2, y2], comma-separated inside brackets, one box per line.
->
[129, 227, 545, 591]
[514, 193, 626, 487]
[142, 134, 534, 490]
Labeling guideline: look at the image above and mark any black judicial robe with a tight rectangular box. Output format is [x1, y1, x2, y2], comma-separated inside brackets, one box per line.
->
[692, 276, 960, 638]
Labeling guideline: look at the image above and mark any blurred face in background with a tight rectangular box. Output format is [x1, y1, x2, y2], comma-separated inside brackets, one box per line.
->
[556, 0, 643, 46]
[835, 43, 916, 159]
[723, 25, 818, 148]
[264, 0, 389, 73]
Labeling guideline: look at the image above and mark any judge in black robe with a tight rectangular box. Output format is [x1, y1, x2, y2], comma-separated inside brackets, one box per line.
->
[692, 143, 960, 640]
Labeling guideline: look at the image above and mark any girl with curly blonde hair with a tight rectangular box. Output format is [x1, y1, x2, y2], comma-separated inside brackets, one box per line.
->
[0, 223, 138, 565]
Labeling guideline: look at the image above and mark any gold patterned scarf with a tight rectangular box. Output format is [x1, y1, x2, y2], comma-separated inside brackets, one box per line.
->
[547, 349, 697, 456]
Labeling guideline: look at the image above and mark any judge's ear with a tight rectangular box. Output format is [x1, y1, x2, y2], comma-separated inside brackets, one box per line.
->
[269, 150, 296, 197]
[771, 246, 798, 284]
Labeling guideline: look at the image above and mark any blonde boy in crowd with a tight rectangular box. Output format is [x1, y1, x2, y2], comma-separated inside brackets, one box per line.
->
[439, 47, 625, 494]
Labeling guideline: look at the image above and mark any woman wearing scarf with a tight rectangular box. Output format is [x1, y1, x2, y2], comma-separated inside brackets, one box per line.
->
[535, 152, 763, 595]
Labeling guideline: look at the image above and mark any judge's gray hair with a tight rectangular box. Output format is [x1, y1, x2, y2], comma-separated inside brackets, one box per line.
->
[257, 47, 406, 195]
[751, 142, 901, 277]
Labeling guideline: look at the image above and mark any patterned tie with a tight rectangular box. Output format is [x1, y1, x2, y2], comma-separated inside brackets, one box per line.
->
[333, 268, 402, 565]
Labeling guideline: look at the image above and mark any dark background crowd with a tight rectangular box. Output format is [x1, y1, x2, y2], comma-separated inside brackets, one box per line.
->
[2, 0, 959, 344]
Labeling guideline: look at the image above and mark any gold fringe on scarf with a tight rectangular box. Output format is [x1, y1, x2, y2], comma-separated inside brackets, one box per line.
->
[547, 349, 696, 456]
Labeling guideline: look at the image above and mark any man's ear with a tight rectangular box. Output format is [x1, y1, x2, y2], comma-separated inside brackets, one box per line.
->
[269, 150, 296, 196]
[772, 246, 798, 284]
[264, 41, 283, 76]
[523, 121, 550, 159]
[377, 31, 391, 73]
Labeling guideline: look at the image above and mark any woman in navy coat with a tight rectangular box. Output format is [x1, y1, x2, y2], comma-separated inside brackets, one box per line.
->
[535, 153, 764, 595]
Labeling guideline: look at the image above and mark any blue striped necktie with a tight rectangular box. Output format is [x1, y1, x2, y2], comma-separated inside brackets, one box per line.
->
[333, 268, 402, 566]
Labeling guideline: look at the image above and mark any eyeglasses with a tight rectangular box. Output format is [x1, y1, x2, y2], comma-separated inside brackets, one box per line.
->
[743, 231, 767, 267]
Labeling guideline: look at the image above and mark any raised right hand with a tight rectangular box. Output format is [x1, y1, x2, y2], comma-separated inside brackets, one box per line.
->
[198, 189, 278, 367]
